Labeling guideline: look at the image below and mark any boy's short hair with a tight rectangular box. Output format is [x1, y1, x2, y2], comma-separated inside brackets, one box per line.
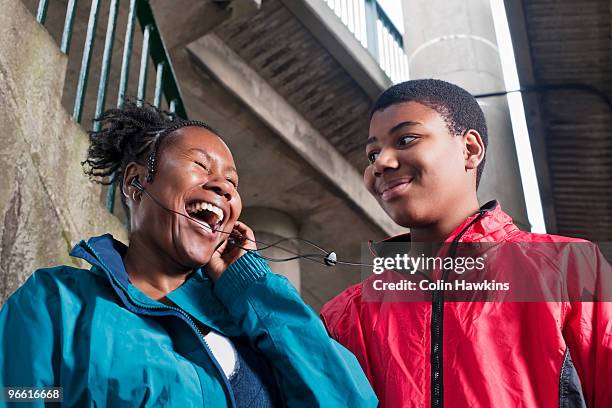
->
[371, 79, 488, 188]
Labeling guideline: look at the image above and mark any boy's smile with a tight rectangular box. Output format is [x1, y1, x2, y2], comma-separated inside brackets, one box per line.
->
[376, 175, 415, 201]
[364, 101, 480, 229]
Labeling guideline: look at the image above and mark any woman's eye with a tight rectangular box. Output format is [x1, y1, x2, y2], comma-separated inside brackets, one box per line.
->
[367, 151, 379, 164]
[397, 135, 416, 146]
[195, 161, 208, 171]
[227, 178, 238, 188]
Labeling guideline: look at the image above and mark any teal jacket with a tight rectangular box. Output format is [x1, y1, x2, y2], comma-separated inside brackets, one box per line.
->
[0, 234, 377, 407]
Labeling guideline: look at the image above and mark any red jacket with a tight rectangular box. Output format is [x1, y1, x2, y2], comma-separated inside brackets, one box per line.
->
[321, 201, 612, 407]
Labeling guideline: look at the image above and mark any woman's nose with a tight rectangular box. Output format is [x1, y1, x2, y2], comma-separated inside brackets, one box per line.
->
[204, 178, 233, 201]
[373, 148, 399, 176]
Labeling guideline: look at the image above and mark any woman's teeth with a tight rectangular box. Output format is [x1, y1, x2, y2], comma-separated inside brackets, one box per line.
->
[185, 202, 224, 225]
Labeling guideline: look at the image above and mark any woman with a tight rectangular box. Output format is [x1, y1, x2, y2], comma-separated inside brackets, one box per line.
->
[0, 103, 377, 407]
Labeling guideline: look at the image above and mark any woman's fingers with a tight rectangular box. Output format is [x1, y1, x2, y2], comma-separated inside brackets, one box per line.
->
[214, 238, 228, 255]
[206, 221, 258, 281]
[232, 221, 257, 251]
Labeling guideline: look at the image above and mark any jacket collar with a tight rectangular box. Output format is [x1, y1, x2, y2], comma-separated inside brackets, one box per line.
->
[370, 200, 518, 255]
[445, 200, 517, 242]
[69, 234, 239, 335]
[70, 234, 178, 306]
[69, 233, 131, 287]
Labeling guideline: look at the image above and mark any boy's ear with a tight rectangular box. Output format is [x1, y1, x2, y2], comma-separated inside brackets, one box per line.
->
[463, 129, 485, 171]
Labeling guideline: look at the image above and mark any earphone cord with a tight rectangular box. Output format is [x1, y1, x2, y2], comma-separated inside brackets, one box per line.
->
[138, 188, 365, 266]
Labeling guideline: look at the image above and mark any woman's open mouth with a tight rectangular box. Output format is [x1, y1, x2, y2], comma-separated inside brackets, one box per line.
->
[185, 201, 225, 234]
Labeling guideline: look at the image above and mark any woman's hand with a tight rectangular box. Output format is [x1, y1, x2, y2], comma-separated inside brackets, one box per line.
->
[207, 221, 257, 281]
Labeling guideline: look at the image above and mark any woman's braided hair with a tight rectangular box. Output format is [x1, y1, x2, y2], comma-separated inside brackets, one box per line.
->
[82, 101, 217, 209]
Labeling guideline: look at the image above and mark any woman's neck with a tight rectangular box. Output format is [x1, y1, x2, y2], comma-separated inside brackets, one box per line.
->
[123, 235, 192, 300]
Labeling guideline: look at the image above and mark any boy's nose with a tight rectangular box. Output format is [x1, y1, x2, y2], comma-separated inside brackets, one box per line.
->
[373, 148, 399, 176]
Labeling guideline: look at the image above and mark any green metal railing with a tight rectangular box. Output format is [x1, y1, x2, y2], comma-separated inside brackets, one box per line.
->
[323, 0, 409, 83]
[35, 0, 187, 213]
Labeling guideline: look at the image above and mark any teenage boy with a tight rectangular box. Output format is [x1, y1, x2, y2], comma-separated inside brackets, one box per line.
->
[321, 79, 611, 407]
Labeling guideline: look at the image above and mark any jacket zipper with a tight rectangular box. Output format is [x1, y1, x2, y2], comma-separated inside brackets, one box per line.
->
[83, 242, 237, 408]
[430, 211, 486, 408]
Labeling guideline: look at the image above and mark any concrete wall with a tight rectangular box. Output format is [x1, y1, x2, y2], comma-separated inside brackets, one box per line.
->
[0, 0, 127, 304]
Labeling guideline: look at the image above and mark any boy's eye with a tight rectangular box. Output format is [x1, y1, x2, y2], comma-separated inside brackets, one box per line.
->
[397, 135, 416, 147]
[367, 151, 379, 164]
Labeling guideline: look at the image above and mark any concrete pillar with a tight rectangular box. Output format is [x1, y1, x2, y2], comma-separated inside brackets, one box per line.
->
[240, 207, 301, 292]
[401, 0, 530, 229]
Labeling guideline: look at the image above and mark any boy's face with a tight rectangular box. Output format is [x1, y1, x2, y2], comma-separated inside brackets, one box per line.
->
[364, 101, 476, 228]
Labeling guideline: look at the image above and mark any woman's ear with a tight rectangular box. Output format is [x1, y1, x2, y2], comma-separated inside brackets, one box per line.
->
[122, 162, 146, 201]
[463, 129, 485, 171]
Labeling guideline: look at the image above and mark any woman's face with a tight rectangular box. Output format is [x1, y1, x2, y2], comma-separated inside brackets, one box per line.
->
[130, 126, 242, 269]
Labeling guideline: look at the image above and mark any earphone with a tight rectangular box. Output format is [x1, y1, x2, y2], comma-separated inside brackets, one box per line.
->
[130, 176, 145, 192]
[129, 176, 362, 267]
